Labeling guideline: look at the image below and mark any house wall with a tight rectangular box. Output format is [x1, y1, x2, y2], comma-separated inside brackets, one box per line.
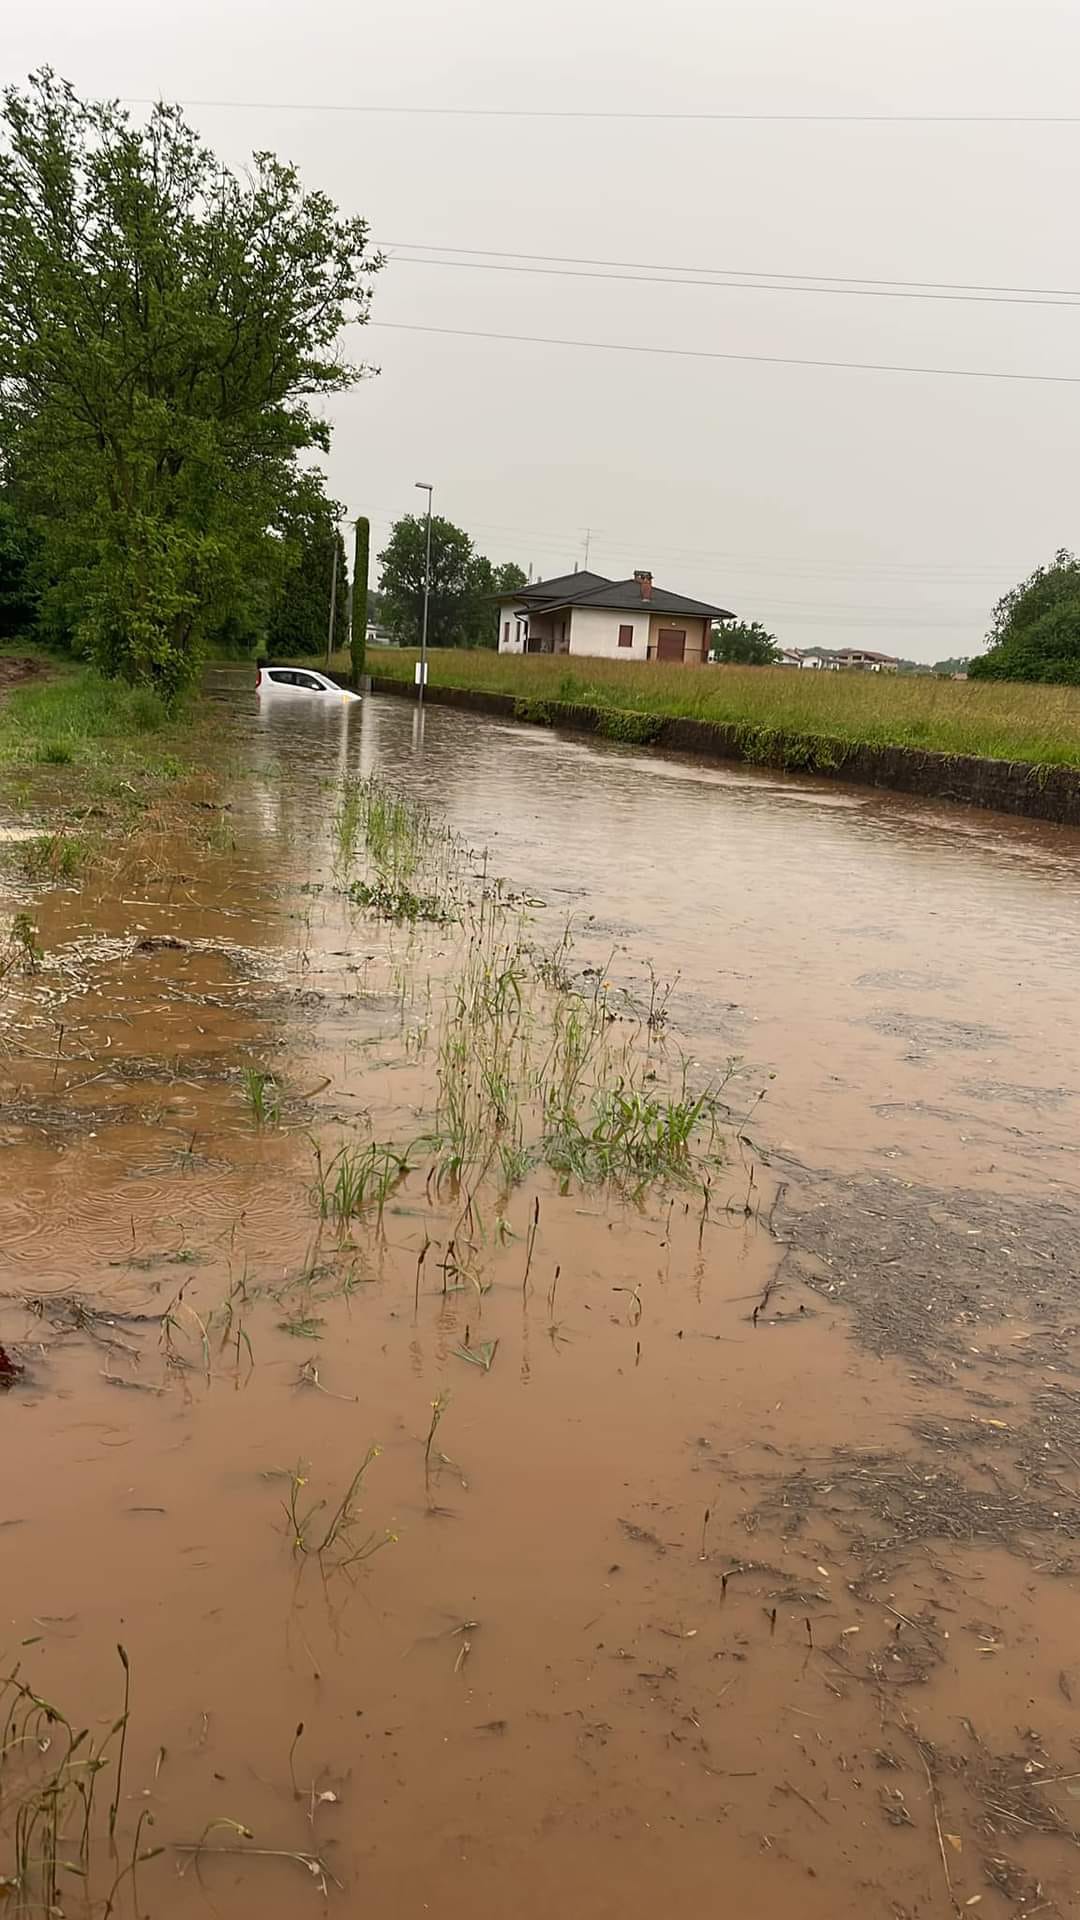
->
[497, 599, 529, 654]
[567, 606, 651, 660]
[647, 612, 709, 664]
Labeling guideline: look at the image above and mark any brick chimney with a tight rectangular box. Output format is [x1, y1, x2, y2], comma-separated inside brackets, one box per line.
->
[634, 569, 653, 601]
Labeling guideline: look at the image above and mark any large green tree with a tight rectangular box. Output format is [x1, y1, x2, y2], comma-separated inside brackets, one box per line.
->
[0, 72, 381, 694]
[710, 619, 778, 665]
[968, 551, 1080, 684]
[266, 499, 348, 659]
[378, 516, 526, 649]
[379, 514, 475, 649]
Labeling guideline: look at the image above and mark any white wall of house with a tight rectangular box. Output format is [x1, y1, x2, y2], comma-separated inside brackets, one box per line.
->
[567, 606, 651, 659]
[497, 599, 529, 653]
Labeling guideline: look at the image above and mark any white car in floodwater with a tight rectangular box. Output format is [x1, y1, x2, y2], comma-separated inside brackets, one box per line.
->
[257, 666, 360, 702]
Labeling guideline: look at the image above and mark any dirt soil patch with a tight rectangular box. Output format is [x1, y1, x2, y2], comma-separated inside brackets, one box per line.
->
[0, 656, 45, 693]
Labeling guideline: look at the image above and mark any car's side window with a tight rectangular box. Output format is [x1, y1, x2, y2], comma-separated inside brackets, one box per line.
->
[303, 675, 326, 692]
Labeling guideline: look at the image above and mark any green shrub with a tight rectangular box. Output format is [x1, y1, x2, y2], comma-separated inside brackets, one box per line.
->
[596, 709, 663, 745]
[513, 697, 555, 726]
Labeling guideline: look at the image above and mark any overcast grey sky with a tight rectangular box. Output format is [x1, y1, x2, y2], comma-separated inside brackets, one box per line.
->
[7, 0, 1080, 660]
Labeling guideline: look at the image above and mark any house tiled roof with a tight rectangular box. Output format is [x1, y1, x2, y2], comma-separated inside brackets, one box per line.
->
[507, 570, 612, 605]
[541, 578, 734, 620]
[502, 568, 733, 621]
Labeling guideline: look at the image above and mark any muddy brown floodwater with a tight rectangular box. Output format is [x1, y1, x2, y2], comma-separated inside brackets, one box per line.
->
[2, 685, 1080, 1919]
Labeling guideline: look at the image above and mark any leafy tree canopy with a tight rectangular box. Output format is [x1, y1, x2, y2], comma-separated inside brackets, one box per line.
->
[267, 490, 348, 659]
[0, 493, 40, 639]
[710, 619, 778, 665]
[0, 71, 381, 693]
[968, 551, 1080, 684]
[378, 517, 525, 649]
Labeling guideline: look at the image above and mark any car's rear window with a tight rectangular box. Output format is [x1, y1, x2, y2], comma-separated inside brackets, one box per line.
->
[266, 669, 294, 685]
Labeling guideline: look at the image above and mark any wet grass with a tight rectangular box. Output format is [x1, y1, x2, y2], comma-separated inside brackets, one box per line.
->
[241, 1066, 280, 1128]
[0, 658, 185, 785]
[20, 830, 91, 882]
[311, 1140, 414, 1222]
[0, 1646, 159, 1914]
[351, 647, 1080, 769]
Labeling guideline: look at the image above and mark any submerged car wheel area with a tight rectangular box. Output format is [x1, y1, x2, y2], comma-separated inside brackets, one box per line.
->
[257, 666, 360, 702]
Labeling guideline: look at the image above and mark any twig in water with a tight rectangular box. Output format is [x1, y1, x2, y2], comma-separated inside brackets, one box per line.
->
[289, 1721, 304, 1798]
[916, 1742, 961, 1917]
[522, 1197, 540, 1296]
[425, 1391, 449, 1477]
[108, 1643, 130, 1840]
[779, 1780, 828, 1825]
[414, 1236, 430, 1316]
[699, 1507, 711, 1561]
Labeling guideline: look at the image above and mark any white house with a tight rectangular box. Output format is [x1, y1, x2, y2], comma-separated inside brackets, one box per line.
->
[497, 569, 733, 667]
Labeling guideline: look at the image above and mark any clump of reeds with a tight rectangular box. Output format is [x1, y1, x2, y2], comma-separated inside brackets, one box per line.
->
[0, 1646, 161, 1912]
[310, 1139, 413, 1223]
[282, 1446, 396, 1568]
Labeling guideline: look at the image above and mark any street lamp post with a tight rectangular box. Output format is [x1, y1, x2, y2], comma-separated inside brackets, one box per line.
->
[415, 482, 434, 708]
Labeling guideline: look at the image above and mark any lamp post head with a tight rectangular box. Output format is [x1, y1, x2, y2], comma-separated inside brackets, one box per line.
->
[415, 481, 433, 493]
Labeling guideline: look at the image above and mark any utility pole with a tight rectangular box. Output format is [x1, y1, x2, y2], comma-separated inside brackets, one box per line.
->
[583, 527, 592, 570]
[414, 481, 434, 708]
[326, 535, 338, 666]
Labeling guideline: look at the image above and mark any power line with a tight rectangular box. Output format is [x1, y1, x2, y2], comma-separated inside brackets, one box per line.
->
[359, 499, 1022, 582]
[368, 318, 1080, 385]
[383, 242, 1080, 307]
[127, 96, 1080, 125]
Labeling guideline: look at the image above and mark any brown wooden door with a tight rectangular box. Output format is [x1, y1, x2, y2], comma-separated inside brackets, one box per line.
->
[656, 628, 686, 662]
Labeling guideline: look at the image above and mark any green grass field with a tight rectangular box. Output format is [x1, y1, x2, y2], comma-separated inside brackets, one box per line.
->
[348, 648, 1080, 769]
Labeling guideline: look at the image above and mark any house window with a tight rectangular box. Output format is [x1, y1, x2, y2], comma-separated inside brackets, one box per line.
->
[503, 621, 510, 646]
[618, 624, 634, 648]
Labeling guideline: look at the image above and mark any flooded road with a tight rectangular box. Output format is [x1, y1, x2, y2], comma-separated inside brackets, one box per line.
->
[2, 688, 1079, 1919]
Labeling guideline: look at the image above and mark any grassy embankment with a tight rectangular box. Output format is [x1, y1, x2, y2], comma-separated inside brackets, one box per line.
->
[0, 645, 190, 786]
[0, 645, 201, 880]
[345, 647, 1080, 769]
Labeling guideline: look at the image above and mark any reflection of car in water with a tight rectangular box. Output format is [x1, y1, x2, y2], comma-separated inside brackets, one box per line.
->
[257, 666, 360, 703]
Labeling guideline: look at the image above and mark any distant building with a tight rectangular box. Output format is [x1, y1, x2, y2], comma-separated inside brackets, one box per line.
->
[774, 648, 804, 668]
[830, 648, 899, 673]
[794, 646, 898, 673]
[497, 569, 733, 667]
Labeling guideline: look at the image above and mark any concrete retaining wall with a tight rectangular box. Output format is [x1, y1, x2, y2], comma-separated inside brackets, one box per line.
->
[341, 673, 1080, 828]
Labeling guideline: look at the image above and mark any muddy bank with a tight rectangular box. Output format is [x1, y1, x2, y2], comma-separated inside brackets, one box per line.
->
[362, 673, 1080, 825]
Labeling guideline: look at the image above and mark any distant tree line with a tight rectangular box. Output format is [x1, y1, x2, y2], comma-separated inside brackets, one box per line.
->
[0, 72, 380, 694]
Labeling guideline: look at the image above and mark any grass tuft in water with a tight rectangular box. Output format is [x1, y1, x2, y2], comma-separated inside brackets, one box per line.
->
[242, 1066, 280, 1128]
